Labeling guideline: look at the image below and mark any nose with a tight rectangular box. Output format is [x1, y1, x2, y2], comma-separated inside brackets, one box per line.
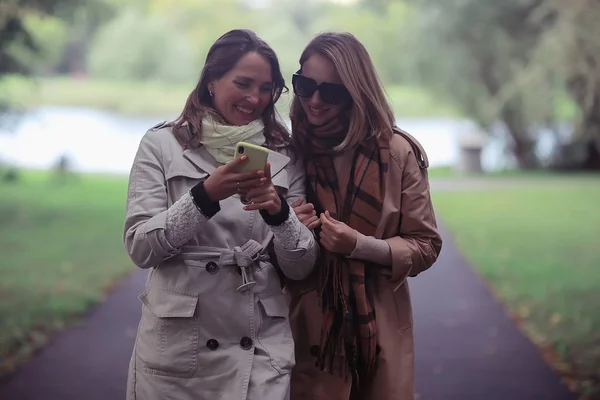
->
[246, 94, 259, 106]
[246, 88, 260, 106]
[307, 90, 323, 106]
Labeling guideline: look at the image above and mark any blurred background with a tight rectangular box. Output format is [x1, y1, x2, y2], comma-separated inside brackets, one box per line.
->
[0, 0, 598, 398]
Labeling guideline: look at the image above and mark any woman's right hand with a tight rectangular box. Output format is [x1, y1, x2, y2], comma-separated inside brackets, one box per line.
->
[292, 198, 321, 230]
[203, 155, 266, 202]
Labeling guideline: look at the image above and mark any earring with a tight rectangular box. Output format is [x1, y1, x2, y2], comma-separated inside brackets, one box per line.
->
[208, 89, 213, 97]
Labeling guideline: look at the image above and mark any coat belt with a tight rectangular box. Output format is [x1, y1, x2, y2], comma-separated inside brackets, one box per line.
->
[178, 240, 270, 292]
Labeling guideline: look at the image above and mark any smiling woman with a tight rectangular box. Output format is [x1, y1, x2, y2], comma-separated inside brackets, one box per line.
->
[122, 29, 318, 400]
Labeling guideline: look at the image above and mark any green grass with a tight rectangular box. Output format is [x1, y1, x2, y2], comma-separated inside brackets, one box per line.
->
[428, 167, 600, 180]
[0, 75, 459, 118]
[427, 166, 456, 178]
[0, 170, 134, 376]
[432, 174, 600, 397]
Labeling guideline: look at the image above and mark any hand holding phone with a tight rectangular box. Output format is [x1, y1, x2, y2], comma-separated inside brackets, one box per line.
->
[243, 161, 283, 215]
[203, 153, 266, 202]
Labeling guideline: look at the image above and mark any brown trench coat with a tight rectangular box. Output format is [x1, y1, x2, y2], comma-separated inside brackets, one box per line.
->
[285, 130, 443, 400]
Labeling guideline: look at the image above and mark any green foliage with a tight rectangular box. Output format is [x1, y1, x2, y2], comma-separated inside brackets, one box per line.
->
[147, 0, 264, 68]
[87, 8, 197, 83]
[20, 14, 70, 74]
[402, 0, 542, 124]
[0, 0, 83, 76]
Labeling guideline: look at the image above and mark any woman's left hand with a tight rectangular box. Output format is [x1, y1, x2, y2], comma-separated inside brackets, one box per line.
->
[243, 162, 282, 215]
[319, 210, 357, 255]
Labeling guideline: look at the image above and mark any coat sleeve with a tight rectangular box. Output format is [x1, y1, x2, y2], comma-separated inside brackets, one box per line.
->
[123, 130, 181, 269]
[270, 151, 319, 281]
[385, 142, 443, 290]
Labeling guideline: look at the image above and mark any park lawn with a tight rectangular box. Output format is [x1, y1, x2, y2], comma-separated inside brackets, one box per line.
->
[0, 170, 134, 377]
[432, 175, 600, 397]
[426, 166, 456, 178]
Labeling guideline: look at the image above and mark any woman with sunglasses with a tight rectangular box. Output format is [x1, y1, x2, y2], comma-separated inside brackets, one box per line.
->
[123, 29, 317, 400]
[286, 32, 443, 399]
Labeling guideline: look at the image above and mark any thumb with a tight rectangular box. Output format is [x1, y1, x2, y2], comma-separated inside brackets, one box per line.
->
[320, 212, 333, 227]
[324, 210, 337, 223]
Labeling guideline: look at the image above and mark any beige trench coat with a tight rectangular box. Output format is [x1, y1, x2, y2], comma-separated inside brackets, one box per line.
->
[286, 131, 443, 400]
[123, 123, 318, 400]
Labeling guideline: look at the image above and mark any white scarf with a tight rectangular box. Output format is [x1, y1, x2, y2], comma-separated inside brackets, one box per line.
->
[200, 118, 266, 164]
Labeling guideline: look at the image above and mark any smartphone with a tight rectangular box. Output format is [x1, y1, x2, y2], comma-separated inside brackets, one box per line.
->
[233, 142, 269, 173]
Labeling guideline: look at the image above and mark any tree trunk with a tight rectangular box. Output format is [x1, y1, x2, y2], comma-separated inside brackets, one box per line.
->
[583, 139, 600, 170]
[501, 103, 539, 169]
[474, 51, 539, 169]
[567, 67, 600, 169]
[578, 101, 600, 170]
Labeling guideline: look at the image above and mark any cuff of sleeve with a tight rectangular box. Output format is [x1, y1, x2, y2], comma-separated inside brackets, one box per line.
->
[385, 236, 413, 291]
[143, 211, 180, 259]
[190, 180, 220, 218]
[347, 231, 363, 259]
[260, 194, 290, 226]
[348, 231, 391, 259]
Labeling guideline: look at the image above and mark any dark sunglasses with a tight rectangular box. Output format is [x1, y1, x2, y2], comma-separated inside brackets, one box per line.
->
[292, 72, 351, 105]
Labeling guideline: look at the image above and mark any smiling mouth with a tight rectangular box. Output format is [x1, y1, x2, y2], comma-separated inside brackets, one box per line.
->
[308, 106, 329, 116]
[235, 105, 254, 116]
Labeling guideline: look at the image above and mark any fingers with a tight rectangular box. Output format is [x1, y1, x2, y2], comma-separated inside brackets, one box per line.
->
[246, 193, 272, 205]
[234, 170, 265, 182]
[306, 215, 321, 229]
[243, 185, 279, 212]
[243, 202, 272, 212]
[294, 203, 314, 214]
[291, 197, 305, 208]
[324, 210, 337, 223]
[294, 203, 319, 229]
[264, 162, 272, 182]
[246, 183, 275, 200]
[242, 193, 278, 212]
[320, 212, 332, 228]
[232, 170, 266, 195]
[224, 154, 248, 171]
[236, 177, 264, 192]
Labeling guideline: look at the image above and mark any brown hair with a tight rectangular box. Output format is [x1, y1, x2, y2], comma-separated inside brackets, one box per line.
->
[290, 32, 396, 152]
[171, 29, 290, 149]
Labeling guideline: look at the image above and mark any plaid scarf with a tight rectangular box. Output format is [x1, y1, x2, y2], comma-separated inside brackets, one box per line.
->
[293, 115, 389, 388]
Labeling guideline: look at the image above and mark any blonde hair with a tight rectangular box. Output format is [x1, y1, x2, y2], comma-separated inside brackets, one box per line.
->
[290, 32, 396, 151]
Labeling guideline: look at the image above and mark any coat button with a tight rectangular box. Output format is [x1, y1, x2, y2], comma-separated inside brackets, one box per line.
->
[205, 261, 219, 275]
[240, 336, 253, 350]
[206, 339, 219, 351]
[310, 345, 319, 357]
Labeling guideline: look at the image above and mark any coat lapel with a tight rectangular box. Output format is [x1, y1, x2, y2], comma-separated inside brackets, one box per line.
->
[182, 146, 220, 175]
[267, 149, 290, 178]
